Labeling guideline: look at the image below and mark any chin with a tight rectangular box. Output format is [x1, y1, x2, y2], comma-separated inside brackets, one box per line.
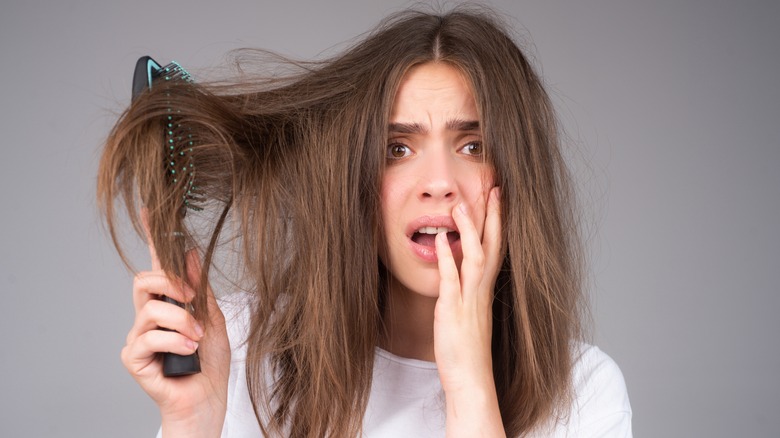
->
[393, 267, 442, 299]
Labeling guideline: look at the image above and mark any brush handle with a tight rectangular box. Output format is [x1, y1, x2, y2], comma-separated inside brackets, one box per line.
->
[161, 228, 201, 377]
[161, 295, 201, 377]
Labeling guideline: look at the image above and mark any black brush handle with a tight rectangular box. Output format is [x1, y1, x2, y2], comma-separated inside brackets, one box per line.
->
[160, 228, 201, 377]
[161, 296, 201, 377]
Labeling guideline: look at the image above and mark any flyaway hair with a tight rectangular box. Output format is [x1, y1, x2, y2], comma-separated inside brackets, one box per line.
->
[98, 6, 585, 437]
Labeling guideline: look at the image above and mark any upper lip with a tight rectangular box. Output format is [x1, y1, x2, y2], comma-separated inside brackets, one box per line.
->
[406, 215, 459, 237]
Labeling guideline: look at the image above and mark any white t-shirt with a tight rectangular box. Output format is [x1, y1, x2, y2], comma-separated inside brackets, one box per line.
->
[160, 296, 632, 437]
[363, 345, 632, 438]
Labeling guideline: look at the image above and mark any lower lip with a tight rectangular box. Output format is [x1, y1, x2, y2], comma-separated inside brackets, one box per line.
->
[409, 236, 462, 263]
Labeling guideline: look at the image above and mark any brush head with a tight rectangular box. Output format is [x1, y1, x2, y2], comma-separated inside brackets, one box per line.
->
[132, 57, 193, 99]
[133, 56, 204, 213]
[160, 62, 203, 213]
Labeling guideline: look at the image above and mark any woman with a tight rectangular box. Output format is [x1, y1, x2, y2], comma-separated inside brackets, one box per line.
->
[98, 7, 631, 437]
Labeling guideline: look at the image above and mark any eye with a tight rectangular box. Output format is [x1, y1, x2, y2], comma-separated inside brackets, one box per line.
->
[460, 141, 483, 157]
[386, 143, 412, 159]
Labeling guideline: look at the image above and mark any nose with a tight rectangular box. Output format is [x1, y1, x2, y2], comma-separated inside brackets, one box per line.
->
[418, 152, 457, 201]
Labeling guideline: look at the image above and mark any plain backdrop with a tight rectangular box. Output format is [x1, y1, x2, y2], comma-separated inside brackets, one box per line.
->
[1, 0, 778, 436]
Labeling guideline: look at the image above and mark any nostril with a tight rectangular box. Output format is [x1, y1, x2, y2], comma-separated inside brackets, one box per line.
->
[420, 191, 454, 199]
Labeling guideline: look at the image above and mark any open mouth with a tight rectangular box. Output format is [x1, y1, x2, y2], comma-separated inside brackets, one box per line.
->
[411, 227, 460, 247]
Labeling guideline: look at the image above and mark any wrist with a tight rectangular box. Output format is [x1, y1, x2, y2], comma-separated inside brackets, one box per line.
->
[445, 385, 505, 438]
[161, 417, 224, 438]
[160, 399, 226, 438]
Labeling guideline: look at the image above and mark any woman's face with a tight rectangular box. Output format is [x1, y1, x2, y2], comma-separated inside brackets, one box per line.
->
[381, 62, 494, 297]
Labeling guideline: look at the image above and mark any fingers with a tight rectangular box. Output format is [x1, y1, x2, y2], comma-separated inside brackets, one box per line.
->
[132, 270, 195, 314]
[127, 299, 204, 346]
[444, 187, 502, 303]
[481, 187, 502, 283]
[452, 202, 485, 302]
[129, 249, 205, 357]
[122, 329, 200, 375]
[436, 231, 461, 307]
[123, 291, 204, 380]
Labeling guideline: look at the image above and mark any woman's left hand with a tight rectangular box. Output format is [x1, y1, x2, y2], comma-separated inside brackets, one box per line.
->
[434, 186, 506, 437]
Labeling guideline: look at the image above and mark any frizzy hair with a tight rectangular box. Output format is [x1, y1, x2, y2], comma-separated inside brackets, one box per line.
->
[97, 6, 585, 437]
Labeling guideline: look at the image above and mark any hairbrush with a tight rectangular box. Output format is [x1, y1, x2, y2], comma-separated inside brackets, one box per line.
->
[132, 56, 202, 377]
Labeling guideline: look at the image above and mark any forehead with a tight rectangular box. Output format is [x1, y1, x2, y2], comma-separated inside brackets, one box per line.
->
[390, 62, 478, 125]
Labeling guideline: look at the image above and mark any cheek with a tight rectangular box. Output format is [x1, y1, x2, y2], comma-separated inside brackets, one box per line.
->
[380, 171, 412, 223]
[379, 173, 410, 253]
[379, 181, 397, 225]
[462, 169, 495, 232]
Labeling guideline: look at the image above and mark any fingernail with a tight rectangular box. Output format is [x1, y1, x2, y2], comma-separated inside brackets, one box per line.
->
[435, 231, 447, 249]
[457, 202, 467, 215]
[187, 340, 199, 351]
[194, 322, 204, 338]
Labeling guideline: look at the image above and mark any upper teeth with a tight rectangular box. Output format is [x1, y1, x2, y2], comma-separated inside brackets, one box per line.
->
[416, 227, 454, 234]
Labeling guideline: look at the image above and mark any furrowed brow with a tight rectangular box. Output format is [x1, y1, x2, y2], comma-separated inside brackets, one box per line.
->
[388, 122, 428, 135]
[388, 120, 480, 134]
[446, 119, 480, 132]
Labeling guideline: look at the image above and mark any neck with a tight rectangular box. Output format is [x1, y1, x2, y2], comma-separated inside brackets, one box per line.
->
[381, 278, 437, 362]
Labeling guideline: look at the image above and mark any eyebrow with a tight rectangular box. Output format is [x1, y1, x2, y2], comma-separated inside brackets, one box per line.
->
[388, 119, 480, 134]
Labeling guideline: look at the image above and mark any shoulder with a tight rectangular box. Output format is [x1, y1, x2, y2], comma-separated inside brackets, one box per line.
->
[568, 343, 633, 437]
[571, 343, 631, 409]
[531, 343, 633, 438]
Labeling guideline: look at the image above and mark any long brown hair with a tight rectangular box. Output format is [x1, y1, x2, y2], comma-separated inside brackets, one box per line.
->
[98, 6, 584, 437]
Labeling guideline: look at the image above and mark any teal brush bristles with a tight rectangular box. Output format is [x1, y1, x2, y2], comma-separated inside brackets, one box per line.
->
[161, 61, 203, 212]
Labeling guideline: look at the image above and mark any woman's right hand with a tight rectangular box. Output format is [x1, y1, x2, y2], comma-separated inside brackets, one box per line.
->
[121, 216, 230, 437]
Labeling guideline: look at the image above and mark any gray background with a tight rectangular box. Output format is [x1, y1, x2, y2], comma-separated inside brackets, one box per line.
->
[1, 0, 778, 436]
